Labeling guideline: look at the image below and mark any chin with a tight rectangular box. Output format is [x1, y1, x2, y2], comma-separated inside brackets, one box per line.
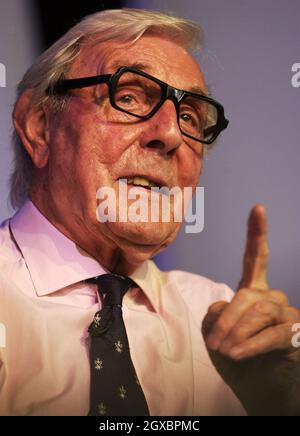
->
[106, 220, 178, 248]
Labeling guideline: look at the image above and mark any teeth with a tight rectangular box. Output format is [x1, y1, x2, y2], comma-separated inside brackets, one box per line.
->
[126, 176, 157, 188]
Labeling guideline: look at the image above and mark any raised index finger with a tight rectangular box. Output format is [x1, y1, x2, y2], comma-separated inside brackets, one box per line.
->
[237, 204, 270, 291]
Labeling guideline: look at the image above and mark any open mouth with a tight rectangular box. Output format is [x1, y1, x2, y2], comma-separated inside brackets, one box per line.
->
[118, 176, 164, 190]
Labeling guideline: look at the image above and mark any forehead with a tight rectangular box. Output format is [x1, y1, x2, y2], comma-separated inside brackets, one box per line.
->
[71, 35, 207, 93]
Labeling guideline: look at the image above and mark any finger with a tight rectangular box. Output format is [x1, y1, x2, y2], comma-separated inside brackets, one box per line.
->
[227, 324, 297, 360]
[238, 204, 270, 291]
[269, 289, 289, 306]
[205, 288, 283, 351]
[205, 289, 261, 350]
[282, 306, 300, 323]
[218, 300, 284, 354]
[202, 301, 229, 339]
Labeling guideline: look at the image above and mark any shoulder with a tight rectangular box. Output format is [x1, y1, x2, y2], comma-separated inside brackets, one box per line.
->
[148, 260, 235, 325]
[0, 217, 23, 289]
[0, 218, 10, 249]
[0, 217, 21, 261]
[150, 260, 234, 303]
[163, 267, 233, 301]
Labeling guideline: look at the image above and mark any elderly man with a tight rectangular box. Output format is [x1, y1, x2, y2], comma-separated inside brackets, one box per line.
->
[0, 8, 299, 416]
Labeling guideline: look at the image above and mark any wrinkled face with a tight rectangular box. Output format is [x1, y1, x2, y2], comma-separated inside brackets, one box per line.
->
[43, 35, 206, 266]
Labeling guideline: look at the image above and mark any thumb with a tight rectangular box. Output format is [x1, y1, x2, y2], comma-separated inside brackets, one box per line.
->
[202, 301, 229, 339]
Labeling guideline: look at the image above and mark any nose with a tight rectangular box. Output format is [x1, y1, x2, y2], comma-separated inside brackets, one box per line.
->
[139, 99, 183, 157]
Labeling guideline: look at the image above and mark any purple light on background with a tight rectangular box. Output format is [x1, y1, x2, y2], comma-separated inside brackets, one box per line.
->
[126, 0, 300, 306]
[1, 0, 299, 305]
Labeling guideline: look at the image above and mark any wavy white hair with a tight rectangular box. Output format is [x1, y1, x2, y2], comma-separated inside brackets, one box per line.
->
[10, 8, 203, 209]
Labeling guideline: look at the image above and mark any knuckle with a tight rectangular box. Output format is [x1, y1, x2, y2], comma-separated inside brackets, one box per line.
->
[208, 301, 228, 315]
[253, 300, 281, 322]
[254, 299, 273, 313]
[214, 317, 229, 336]
[238, 287, 263, 302]
[237, 288, 253, 301]
[237, 288, 249, 298]
[231, 325, 249, 343]
[269, 289, 289, 305]
[285, 306, 300, 321]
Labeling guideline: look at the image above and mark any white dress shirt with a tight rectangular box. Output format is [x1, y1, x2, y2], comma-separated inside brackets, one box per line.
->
[0, 201, 245, 416]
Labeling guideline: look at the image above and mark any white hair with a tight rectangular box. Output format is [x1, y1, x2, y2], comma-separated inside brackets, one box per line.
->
[10, 8, 203, 209]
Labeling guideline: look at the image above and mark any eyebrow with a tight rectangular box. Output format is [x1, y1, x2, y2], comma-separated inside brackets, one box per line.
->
[109, 61, 152, 73]
[189, 85, 210, 97]
[108, 61, 209, 97]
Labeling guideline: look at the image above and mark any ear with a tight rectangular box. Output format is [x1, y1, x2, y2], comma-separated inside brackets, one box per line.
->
[12, 89, 51, 168]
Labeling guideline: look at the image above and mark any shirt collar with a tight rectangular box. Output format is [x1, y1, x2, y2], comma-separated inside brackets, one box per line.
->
[10, 200, 160, 312]
[129, 259, 161, 313]
[10, 200, 107, 296]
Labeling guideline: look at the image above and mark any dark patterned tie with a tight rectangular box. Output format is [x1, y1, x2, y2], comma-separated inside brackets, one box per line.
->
[87, 273, 149, 416]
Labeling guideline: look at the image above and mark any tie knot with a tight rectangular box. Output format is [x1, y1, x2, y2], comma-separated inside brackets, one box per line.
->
[89, 273, 135, 306]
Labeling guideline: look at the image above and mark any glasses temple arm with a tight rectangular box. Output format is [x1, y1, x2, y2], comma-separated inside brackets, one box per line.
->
[46, 74, 111, 95]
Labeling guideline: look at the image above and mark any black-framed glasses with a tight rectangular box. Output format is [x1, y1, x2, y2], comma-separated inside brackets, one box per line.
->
[48, 66, 229, 145]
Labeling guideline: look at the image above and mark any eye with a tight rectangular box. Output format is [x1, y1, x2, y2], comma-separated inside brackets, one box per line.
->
[117, 93, 136, 105]
[180, 112, 198, 127]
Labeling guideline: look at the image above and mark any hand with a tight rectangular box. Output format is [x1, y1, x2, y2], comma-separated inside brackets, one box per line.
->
[202, 204, 300, 415]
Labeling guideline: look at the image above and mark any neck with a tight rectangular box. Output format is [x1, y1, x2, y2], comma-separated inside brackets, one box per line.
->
[28, 190, 146, 276]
